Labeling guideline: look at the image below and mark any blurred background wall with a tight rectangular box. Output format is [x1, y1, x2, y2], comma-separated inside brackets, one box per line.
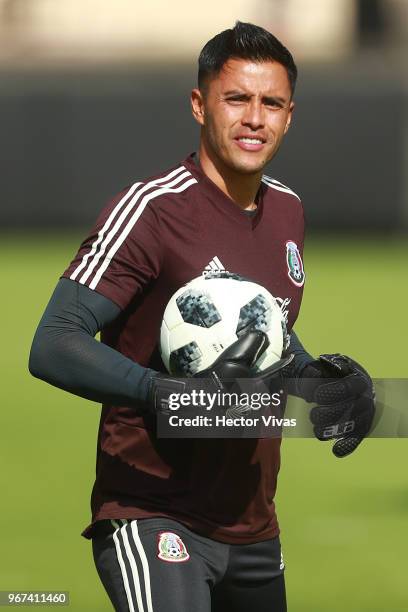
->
[0, 0, 407, 231]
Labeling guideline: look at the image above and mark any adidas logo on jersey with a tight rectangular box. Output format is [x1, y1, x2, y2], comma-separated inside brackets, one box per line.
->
[202, 256, 230, 277]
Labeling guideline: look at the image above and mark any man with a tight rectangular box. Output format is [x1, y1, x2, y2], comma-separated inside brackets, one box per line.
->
[29, 22, 375, 612]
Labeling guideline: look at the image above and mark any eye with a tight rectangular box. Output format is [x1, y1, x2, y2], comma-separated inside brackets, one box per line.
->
[225, 95, 248, 105]
[264, 99, 284, 110]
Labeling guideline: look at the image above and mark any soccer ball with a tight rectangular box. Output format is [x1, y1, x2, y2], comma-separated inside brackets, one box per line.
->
[160, 272, 288, 376]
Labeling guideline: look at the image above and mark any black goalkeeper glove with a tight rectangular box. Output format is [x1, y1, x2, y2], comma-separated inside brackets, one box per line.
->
[283, 354, 375, 458]
[149, 331, 292, 415]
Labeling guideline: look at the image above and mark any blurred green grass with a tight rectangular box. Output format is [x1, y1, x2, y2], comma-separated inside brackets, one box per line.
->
[1, 234, 407, 611]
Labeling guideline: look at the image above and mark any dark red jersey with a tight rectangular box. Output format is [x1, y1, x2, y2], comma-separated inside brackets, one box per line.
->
[63, 154, 305, 544]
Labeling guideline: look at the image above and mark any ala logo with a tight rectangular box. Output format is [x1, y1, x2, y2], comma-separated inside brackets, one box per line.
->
[322, 421, 355, 439]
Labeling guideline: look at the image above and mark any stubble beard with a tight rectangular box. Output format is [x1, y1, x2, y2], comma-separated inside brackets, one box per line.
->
[206, 131, 270, 178]
[226, 154, 267, 176]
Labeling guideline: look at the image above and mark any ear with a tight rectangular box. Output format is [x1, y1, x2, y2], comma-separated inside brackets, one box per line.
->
[191, 88, 205, 126]
[284, 101, 295, 134]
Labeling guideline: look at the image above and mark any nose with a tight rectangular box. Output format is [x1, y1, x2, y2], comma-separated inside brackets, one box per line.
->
[242, 99, 264, 130]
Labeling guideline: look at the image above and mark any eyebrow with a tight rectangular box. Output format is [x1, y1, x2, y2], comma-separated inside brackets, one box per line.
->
[223, 91, 288, 105]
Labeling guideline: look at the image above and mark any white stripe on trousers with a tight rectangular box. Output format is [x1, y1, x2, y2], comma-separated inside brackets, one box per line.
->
[70, 165, 188, 284]
[111, 520, 137, 612]
[88, 175, 197, 290]
[131, 521, 154, 612]
[111, 520, 154, 612]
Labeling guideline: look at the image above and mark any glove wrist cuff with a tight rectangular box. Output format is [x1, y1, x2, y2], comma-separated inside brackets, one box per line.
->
[148, 373, 187, 414]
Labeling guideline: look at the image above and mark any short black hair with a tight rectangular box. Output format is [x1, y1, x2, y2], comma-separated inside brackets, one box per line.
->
[198, 21, 298, 97]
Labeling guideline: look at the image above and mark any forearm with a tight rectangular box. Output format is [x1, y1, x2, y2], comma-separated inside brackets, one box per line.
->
[29, 278, 155, 407]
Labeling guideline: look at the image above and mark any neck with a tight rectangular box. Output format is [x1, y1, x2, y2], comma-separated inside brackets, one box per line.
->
[198, 141, 261, 211]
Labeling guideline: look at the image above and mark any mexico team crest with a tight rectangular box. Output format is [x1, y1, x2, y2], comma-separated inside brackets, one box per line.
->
[157, 532, 190, 563]
[285, 241, 305, 287]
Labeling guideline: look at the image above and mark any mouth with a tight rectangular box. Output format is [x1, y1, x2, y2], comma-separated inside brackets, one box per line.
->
[234, 136, 266, 152]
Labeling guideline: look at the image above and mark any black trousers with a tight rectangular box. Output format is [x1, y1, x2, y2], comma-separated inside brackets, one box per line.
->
[92, 518, 287, 612]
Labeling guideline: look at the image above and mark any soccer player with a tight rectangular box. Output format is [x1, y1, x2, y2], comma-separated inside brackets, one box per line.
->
[29, 22, 375, 612]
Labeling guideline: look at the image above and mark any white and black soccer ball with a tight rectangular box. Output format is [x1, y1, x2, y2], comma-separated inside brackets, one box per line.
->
[160, 273, 288, 376]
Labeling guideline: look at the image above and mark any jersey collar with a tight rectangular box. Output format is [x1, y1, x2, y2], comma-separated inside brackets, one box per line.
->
[183, 153, 264, 229]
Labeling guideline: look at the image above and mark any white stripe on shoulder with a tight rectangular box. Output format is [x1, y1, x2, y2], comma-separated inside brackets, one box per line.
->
[89, 174, 197, 290]
[131, 521, 154, 612]
[262, 175, 301, 201]
[70, 182, 142, 281]
[70, 165, 189, 284]
[81, 169, 193, 286]
[111, 520, 137, 612]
